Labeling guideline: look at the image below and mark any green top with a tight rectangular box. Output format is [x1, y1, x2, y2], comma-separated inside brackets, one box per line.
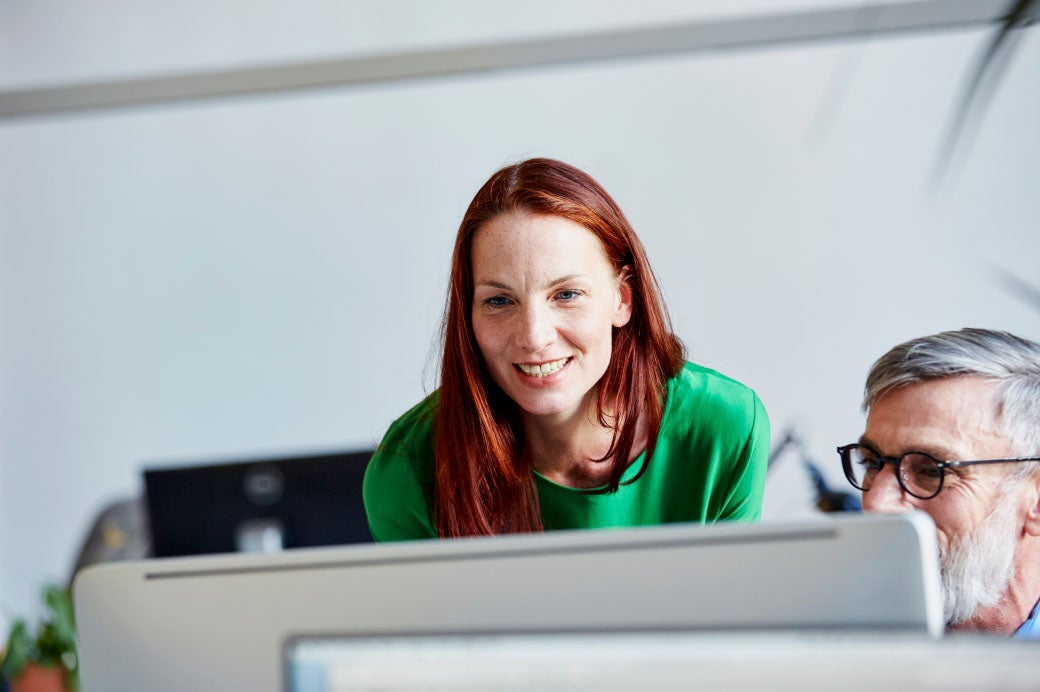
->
[362, 361, 770, 541]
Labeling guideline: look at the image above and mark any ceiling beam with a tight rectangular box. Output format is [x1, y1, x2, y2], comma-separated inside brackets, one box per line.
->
[0, 0, 1027, 120]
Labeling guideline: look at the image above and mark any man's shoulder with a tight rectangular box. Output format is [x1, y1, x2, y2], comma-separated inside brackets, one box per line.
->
[1013, 599, 1040, 639]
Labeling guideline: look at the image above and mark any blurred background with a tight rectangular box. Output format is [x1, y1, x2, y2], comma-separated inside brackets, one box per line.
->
[1, 0, 1038, 623]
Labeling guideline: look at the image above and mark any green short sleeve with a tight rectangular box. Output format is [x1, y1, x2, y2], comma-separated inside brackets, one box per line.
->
[362, 394, 439, 541]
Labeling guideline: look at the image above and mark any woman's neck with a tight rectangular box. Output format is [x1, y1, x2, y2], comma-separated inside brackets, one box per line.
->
[523, 401, 646, 489]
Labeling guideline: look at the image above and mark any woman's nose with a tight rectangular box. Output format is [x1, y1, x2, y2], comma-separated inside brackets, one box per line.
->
[516, 303, 555, 352]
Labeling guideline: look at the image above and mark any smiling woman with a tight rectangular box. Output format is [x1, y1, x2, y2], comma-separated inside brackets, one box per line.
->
[470, 213, 633, 432]
[362, 158, 770, 540]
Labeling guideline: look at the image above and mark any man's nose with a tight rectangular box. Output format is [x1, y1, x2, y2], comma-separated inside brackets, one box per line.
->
[516, 303, 555, 352]
[861, 464, 914, 513]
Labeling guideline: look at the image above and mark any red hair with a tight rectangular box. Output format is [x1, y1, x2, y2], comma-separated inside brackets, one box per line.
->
[435, 158, 685, 537]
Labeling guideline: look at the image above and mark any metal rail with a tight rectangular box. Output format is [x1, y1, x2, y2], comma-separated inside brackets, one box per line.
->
[0, 0, 1025, 120]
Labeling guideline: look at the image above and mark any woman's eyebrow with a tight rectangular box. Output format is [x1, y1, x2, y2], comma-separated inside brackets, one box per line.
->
[545, 273, 589, 288]
[474, 279, 512, 290]
[474, 274, 591, 291]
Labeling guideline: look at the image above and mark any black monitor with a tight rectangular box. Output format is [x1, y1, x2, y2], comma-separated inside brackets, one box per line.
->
[144, 449, 374, 557]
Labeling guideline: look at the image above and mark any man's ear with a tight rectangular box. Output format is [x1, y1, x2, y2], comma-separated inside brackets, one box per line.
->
[1022, 474, 1040, 538]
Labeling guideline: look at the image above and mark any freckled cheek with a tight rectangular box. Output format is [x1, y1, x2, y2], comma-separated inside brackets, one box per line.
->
[586, 316, 615, 353]
[471, 317, 504, 363]
[581, 326, 612, 351]
[561, 310, 614, 343]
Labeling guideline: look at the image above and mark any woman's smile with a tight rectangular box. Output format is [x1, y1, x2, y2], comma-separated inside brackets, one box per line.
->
[516, 357, 571, 378]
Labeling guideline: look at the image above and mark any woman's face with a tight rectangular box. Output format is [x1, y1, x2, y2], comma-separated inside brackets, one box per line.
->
[470, 212, 632, 425]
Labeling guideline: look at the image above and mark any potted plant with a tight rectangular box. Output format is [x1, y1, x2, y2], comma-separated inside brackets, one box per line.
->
[1, 585, 78, 692]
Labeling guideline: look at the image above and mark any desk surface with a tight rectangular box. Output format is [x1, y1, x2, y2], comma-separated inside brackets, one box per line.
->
[286, 631, 1040, 691]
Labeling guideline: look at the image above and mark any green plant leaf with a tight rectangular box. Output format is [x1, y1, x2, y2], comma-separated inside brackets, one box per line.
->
[1, 583, 80, 690]
[36, 622, 66, 664]
[43, 585, 77, 651]
[1, 619, 33, 680]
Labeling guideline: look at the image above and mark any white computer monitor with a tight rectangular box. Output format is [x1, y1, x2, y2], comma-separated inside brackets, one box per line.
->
[73, 512, 943, 692]
[284, 631, 1040, 692]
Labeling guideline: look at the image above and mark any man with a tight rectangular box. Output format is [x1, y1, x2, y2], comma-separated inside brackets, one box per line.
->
[839, 328, 1040, 636]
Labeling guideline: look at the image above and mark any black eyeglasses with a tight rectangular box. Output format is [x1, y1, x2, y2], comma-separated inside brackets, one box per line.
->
[837, 443, 1040, 500]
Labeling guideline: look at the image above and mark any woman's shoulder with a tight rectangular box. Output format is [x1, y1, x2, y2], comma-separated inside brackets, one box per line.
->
[363, 392, 440, 541]
[657, 362, 769, 522]
[382, 391, 439, 445]
[665, 361, 767, 433]
[369, 391, 439, 471]
[671, 361, 760, 402]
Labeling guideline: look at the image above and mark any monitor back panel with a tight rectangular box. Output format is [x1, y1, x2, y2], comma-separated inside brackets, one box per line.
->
[73, 513, 942, 692]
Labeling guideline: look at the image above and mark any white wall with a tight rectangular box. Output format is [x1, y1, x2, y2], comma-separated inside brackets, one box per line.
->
[2, 1, 1038, 620]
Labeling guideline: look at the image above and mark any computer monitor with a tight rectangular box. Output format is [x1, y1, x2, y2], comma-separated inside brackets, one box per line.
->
[285, 631, 1040, 692]
[144, 449, 373, 557]
[73, 513, 943, 692]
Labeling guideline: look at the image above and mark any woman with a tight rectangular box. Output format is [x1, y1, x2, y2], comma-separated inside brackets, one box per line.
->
[363, 158, 769, 540]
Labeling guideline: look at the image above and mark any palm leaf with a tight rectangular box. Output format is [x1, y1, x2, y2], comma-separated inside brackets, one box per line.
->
[932, 0, 1040, 183]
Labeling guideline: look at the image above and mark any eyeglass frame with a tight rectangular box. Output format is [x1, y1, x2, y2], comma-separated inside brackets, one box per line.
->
[837, 443, 1040, 500]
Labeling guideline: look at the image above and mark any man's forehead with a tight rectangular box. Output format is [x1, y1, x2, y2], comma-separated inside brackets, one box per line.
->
[864, 377, 1012, 461]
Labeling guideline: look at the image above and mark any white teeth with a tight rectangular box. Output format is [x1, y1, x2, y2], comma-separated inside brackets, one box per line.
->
[518, 358, 568, 377]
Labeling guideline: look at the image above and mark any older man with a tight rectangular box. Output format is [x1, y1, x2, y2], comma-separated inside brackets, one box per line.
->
[839, 328, 1040, 636]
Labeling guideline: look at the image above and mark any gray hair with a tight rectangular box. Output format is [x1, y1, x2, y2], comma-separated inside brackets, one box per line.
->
[863, 328, 1040, 460]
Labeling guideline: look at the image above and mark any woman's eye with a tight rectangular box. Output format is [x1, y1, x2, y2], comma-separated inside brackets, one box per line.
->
[555, 289, 580, 301]
[485, 296, 510, 307]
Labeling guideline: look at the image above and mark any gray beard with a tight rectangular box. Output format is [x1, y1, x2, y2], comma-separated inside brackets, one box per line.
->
[939, 492, 1020, 627]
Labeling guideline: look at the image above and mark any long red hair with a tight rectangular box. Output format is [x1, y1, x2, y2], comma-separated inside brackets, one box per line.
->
[435, 158, 685, 537]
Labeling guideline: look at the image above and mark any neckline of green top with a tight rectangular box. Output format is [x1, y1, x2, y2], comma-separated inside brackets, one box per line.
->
[531, 448, 648, 493]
